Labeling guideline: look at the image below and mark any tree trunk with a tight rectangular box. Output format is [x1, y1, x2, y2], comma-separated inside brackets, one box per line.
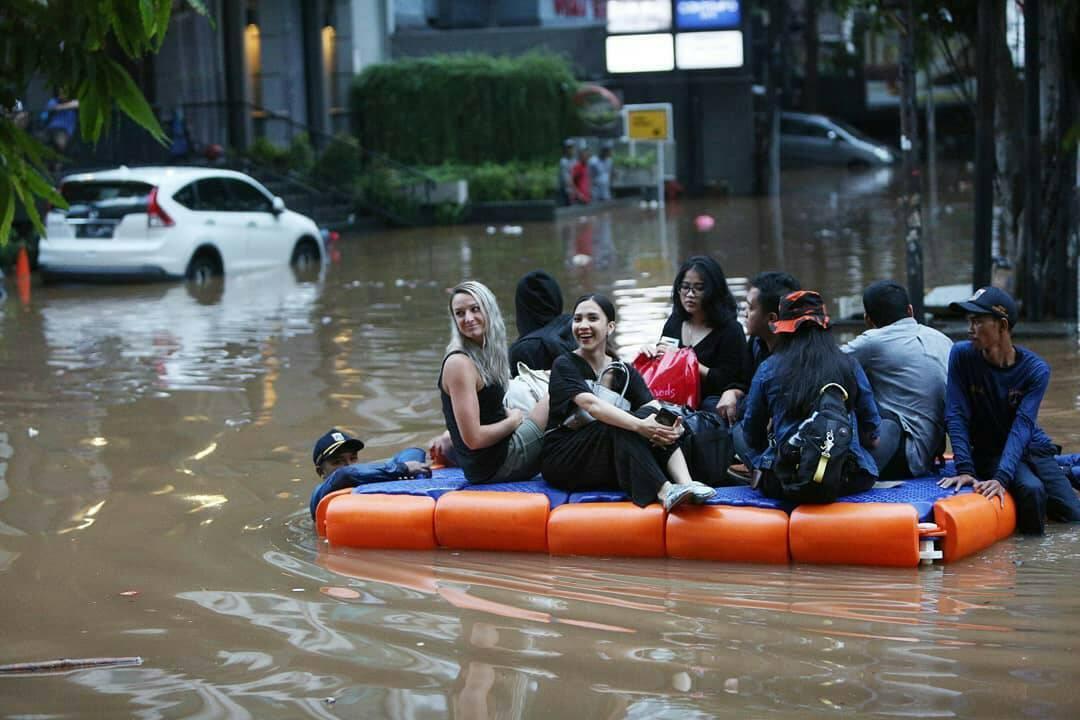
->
[898, 0, 924, 319]
[803, 0, 819, 112]
[992, 0, 1024, 292]
[1036, 0, 1079, 319]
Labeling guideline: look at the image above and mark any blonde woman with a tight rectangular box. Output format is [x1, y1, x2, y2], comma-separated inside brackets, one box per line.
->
[439, 281, 549, 483]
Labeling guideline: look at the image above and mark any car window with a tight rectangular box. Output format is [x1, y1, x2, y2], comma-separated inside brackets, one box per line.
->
[782, 118, 833, 139]
[59, 181, 153, 219]
[224, 179, 272, 212]
[62, 181, 152, 204]
[173, 182, 197, 209]
[193, 178, 230, 211]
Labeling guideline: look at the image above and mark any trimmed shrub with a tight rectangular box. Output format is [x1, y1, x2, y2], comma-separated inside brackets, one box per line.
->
[351, 52, 581, 165]
[424, 162, 557, 203]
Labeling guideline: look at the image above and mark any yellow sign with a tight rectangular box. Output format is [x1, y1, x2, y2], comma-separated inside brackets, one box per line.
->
[627, 109, 669, 141]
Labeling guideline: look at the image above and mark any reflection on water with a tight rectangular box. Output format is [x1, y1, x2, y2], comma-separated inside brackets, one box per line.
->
[2, 164, 1079, 717]
[40, 267, 324, 397]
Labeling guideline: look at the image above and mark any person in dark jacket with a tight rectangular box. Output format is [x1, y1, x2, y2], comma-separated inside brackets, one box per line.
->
[509, 270, 576, 375]
[308, 428, 429, 520]
[715, 270, 801, 425]
[738, 291, 881, 495]
[938, 287, 1080, 534]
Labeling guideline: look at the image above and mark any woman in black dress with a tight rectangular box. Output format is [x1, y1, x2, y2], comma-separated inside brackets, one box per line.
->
[641, 256, 748, 408]
[439, 281, 549, 483]
[541, 294, 715, 510]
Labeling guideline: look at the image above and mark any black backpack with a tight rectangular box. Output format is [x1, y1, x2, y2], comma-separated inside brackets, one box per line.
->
[768, 383, 856, 503]
[678, 410, 737, 487]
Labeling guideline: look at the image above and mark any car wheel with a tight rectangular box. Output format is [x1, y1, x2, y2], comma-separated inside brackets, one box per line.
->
[186, 253, 221, 285]
[291, 239, 321, 269]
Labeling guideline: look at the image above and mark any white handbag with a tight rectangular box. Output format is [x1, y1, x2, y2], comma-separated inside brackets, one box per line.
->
[503, 362, 550, 413]
[563, 361, 632, 430]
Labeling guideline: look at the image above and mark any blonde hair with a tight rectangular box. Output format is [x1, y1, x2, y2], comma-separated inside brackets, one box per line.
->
[446, 281, 510, 389]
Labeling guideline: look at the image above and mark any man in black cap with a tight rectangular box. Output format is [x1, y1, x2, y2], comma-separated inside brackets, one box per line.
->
[938, 287, 1080, 534]
[308, 429, 429, 520]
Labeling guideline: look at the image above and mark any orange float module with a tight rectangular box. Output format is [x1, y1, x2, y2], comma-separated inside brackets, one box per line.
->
[313, 458, 1080, 567]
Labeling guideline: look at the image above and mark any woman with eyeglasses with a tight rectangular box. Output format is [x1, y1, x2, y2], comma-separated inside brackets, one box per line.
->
[642, 255, 749, 408]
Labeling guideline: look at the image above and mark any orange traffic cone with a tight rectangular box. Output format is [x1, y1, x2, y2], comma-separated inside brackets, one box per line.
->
[15, 246, 31, 304]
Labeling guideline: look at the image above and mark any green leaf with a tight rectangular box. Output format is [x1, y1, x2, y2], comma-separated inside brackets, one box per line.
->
[139, 0, 157, 37]
[9, 172, 44, 238]
[0, 179, 15, 249]
[22, 166, 64, 209]
[105, 59, 166, 143]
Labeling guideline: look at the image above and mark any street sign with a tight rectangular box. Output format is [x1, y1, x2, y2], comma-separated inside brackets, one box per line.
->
[624, 104, 672, 142]
[621, 103, 673, 209]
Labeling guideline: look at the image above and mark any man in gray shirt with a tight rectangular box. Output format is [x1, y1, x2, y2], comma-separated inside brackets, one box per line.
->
[842, 281, 953, 478]
[589, 143, 614, 202]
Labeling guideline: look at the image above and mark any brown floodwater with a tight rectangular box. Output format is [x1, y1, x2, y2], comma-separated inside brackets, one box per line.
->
[2, 165, 1079, 718]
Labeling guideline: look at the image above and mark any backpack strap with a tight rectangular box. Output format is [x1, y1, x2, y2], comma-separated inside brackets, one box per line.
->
[818, 382, 849, 403]
[811, 383, 849, 484]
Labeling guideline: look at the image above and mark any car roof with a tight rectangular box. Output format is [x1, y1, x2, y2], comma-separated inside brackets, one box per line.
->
[781, 112, 831, 124]
[60, 166, 259, 187]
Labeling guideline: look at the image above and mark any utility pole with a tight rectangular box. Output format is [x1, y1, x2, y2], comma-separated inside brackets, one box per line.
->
[898, 0, 924, 320]
[973, 0, 996, 290]
[1023, 0, 1042, 319]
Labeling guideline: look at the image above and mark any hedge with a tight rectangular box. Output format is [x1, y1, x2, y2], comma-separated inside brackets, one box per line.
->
[350, 51, 581, 166]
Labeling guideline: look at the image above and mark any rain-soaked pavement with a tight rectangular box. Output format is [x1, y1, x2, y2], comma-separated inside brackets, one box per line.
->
[1, 164, 1079, 718]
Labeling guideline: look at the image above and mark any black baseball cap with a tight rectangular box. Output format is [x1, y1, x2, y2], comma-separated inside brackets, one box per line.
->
[949, 286, 1018, 328]
[312, 429, 364, 466]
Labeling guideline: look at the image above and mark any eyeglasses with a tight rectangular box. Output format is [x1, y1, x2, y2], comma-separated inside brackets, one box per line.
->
[679, 283, 706, 296]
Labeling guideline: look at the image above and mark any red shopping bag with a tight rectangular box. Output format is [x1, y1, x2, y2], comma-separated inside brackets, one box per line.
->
[632, 347, 700, 408]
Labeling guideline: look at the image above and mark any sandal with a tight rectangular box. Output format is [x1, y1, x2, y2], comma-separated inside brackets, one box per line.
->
[662, 484, 695, 512]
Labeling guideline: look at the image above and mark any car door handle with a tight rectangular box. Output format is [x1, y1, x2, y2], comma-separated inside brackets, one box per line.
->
[246, 221, 257, 228]
[204, 219, 216, 226]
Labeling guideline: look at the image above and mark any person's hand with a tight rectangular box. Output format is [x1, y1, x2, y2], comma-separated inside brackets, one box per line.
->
[938, 473, 976, 492]
[637, 415, 683, 446]
[716, 388, 743, 425]
[639, 343, 664, 359]
[428, 431, 453, 465]
[506, 407, 525, 428]
[405, 461, 432, 477]
[974, 478, 1007, 507]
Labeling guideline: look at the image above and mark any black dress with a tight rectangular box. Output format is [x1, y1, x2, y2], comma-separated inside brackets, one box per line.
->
[541, 353, 677, 507]
[438, 351, 508, 483]
[660, 314, 748, 401]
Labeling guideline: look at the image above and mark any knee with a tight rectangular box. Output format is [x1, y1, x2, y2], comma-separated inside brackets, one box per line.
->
[1009, 472, 1046, 503]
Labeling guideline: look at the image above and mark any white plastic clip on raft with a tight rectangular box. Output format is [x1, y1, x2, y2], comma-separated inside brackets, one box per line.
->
[918, 522, 945, 565]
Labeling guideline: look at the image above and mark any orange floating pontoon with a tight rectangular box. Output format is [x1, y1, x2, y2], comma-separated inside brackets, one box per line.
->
[314, 456, 1080, 567]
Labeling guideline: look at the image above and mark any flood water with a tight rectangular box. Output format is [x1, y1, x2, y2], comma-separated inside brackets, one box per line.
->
[2, 165, 1079, 718]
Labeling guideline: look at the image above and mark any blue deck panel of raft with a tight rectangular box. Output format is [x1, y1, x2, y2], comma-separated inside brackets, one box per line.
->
[351, 455, 1080, 518]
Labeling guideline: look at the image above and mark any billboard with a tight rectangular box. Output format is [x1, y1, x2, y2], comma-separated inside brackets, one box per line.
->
[674, 0, 742, 31]
[605, 0, 745, 72]
[607, 0, 672, 34]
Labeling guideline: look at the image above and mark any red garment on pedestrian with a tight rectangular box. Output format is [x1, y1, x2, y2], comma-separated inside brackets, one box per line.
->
[571, 160, 591, 203]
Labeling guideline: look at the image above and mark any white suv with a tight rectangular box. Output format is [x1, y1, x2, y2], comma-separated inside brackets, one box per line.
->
[39, 166, 324, 281]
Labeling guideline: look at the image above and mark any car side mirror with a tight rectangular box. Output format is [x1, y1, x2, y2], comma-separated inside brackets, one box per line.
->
[272, 196, 285, 214]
